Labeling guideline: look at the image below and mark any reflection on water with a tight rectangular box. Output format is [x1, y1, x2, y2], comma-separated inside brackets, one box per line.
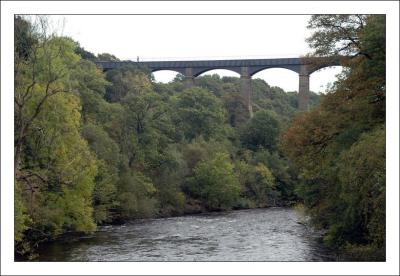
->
[36, 208, 336, 261]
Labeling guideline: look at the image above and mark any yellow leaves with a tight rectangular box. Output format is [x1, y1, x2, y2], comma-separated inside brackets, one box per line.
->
[143, 179, 157, 196]
[190, 153, 241, 210]
[19, 78, 99, 235]
[254, 163, 274, 186]
[55, 144, 66, 159]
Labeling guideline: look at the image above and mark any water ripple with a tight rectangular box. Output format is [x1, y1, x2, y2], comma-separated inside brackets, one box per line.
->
[37, 208, 336, 261]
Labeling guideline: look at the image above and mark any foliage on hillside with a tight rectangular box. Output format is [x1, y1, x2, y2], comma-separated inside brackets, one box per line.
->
[282, 15, 385, 260]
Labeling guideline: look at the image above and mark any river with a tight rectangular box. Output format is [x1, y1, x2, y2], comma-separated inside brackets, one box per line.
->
[36, 207, 337, 261]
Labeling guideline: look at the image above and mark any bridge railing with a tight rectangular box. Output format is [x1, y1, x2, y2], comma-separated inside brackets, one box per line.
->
[128, 54, 304, 62]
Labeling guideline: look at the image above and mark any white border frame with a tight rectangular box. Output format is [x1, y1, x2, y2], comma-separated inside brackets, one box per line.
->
[1, 1, 399, 275]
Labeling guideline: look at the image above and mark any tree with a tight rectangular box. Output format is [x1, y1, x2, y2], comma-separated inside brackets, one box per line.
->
[14, 17, 106, 257]
[97, 52, 120, 61]
[70, 59, 111, 123]
[236, 161, 276, 207]
[195, 74, 224, 97]
[75, 45, 97, 61]
[14, 16, 37, 61]
[152, 144, 187, 216]
[81, 123, 120, 223]
[105, 65, 152, 102]
[116, 171, 157, 219]
[14, 16, 81, 172]
[188, 153, 241, 210]
[333, 126, 385, 250]
[253, 149, 297, 201]
[221, 92, 249, 127]
[282, 15, 385, 258]
[306, 15, 368, 58]
[119, 91, 176, 171]
[19, 92, 98, 244]
[240, 110, 280, 151]
[175, 87, 226, 141]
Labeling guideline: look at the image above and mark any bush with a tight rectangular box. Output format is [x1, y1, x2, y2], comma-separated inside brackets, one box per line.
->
[188, 153, 241, 210]
[236, 161, 276, 207]
[116, 171, 158, 219]
[240, 110, 280, 151]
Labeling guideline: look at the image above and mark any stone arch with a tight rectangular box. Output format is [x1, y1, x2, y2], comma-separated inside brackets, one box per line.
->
[251, 67, 300, 92]
[151, 69, 185, 83]
[151, 68, 186, 75]
[250, 65, 301, 76]
[193, 68, 241, 77]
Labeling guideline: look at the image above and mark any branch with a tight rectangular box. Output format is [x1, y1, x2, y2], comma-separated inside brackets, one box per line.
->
[355, 15, 365, 29]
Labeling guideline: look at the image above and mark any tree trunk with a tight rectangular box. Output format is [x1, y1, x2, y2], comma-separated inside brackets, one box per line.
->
[14, 124, 26, 178]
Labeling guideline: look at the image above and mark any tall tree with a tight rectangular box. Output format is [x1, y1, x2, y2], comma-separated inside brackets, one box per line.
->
[240, 110, 280, 151]
[14, 16, 80, 172]
[188, 153, 241, 210]
[175, 87, 226, 141]
[306, 15, 368, 58]
[282, 15, 385, 258]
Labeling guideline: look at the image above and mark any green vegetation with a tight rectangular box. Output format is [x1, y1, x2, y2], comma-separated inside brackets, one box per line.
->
[188, 153, 241, 210]
[282, 15, 385, 260]
[14, 15, 385, 261]
[239, 110, 280, 151]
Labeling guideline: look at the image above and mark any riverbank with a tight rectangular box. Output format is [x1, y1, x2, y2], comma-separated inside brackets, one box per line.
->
[292, 203, 385, 262]
[17, 203, 384, 262]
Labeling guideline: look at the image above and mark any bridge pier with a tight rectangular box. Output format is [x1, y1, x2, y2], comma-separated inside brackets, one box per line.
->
[184, 67, 194, 88]
[240, 67, 253, 118]
[298, 65, 310, 111]
[96, 57, 343, 113]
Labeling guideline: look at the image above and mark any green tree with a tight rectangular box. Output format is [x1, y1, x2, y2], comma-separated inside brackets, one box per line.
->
[240, 110, 280, 151]
[120, 91, 176, 171]
[81, 123, 120, 223]
[105, 65, 152, 102]
[116, 171, 157, 219]
[14, 17, 102, 257]
[15, 181, 31, 255]
[333, 126, 385, 250]
[188, 153, 241, 210]
[70, 59, 111, 123]
[195, 74, 224, 97]
[75, 44, 97, 61]
[221, 92, 249, 127]
[97, 52, 120, 61]
[236, 161, 276, 207]
[306, 15, 368, 57]
[14, 17, 81, 171]
[252, 149, 296, 201]
[14, 16, 37, 61]
[282, 15, 385, 258]
[175, 87, 226, 141]
[152, 145, 187, 216]
[20, 92, 98, 240]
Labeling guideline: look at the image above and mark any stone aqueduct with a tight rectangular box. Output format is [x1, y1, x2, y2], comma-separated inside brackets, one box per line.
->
[94, 56, 345, 115]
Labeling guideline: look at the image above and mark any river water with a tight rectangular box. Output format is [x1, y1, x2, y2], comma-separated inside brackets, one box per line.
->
[36, 208, 336, 261]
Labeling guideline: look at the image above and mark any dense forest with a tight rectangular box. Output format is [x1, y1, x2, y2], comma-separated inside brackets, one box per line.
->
[14, 15, 385, 261]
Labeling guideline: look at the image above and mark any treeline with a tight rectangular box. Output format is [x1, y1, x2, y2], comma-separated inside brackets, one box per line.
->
[281, 15, 386, 260]
[14, 16, 307, 258]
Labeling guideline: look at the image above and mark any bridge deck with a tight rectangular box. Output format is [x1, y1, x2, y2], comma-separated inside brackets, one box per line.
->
[94, 56, 343, 76]
[95, 58, 306, 69]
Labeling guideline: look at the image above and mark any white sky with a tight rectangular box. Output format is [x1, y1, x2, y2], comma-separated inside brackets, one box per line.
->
[46, 15, 343, 93]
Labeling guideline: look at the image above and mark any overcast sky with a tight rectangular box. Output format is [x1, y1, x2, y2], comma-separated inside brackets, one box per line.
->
[47, 15, 343, 93]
